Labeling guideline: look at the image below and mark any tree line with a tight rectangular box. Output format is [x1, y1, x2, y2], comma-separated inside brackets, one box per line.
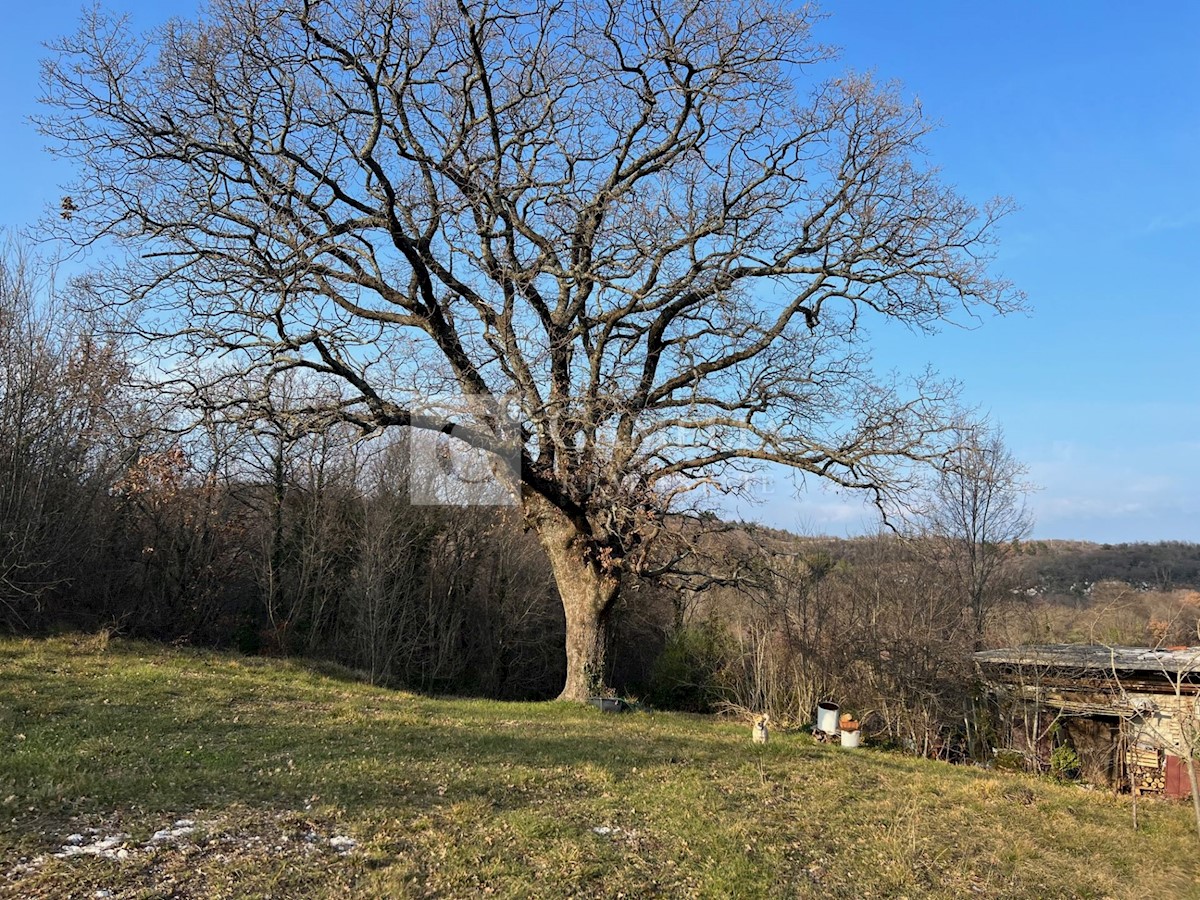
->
[1, 237, 566, 697]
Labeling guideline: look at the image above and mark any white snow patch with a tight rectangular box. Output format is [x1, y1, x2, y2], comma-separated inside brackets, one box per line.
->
[54, 834, 131, 860]
[150, 821, 196, 844]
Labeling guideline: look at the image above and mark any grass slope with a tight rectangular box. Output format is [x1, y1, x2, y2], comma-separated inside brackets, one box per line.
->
[1, 636, 1197, 899]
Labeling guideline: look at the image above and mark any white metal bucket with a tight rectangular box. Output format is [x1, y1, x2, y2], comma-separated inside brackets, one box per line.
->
[840, 728, 861, 748]
[816, 701, 840, 733]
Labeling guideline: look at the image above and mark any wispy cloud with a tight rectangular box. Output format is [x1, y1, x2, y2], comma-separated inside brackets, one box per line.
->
[1138, 211, 1200, 236]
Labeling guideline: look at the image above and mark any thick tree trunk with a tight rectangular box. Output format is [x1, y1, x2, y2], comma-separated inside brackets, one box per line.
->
[524, 493, 620, 702]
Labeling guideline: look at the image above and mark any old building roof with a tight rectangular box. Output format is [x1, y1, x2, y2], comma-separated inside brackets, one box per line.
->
[974, 645, 1200, 675]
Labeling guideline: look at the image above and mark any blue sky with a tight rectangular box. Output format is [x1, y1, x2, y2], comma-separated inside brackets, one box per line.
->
[1, 1, 1196, 542]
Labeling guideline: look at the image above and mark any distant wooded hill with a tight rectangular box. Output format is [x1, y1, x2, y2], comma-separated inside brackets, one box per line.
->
[734, 526, 1200, 593]
[1012, 540, 1200, 593]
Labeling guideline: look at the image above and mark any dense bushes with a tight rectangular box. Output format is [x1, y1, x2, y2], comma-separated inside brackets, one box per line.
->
[0, 239, 146, 631]
[647, 622, 732, 713]
[671, 538, 979, 756]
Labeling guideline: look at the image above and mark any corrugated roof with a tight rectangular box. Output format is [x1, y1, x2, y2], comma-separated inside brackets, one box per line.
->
[974, 644, 1200, 674]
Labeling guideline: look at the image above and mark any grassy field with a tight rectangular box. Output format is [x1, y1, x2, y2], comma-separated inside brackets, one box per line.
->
[1, 636, 1197, 899]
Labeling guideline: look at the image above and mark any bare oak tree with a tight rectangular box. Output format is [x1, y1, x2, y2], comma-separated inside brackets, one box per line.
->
[41, 0, 1021, 699]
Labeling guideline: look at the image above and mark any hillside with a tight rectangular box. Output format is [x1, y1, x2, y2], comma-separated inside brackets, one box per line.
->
[2, 637, 1198, 899]
[1014, 540, 1200, 593]
[719, 529, 1200, 594]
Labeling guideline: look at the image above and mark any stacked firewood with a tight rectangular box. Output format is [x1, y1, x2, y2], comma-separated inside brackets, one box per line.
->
[1129, 745, 1164, 794]
[1132, 765, 1166, 794]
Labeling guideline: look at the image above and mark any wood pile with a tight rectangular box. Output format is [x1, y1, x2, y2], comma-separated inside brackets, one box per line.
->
[1132, 765, 1166, 794]
[1129, 745, 1165, 794]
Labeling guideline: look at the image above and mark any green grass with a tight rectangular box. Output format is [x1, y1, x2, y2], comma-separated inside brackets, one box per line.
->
[1, 635, 1198, 898]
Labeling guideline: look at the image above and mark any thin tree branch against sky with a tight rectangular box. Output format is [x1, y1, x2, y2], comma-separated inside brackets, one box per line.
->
[1, 0, 1196, 543]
